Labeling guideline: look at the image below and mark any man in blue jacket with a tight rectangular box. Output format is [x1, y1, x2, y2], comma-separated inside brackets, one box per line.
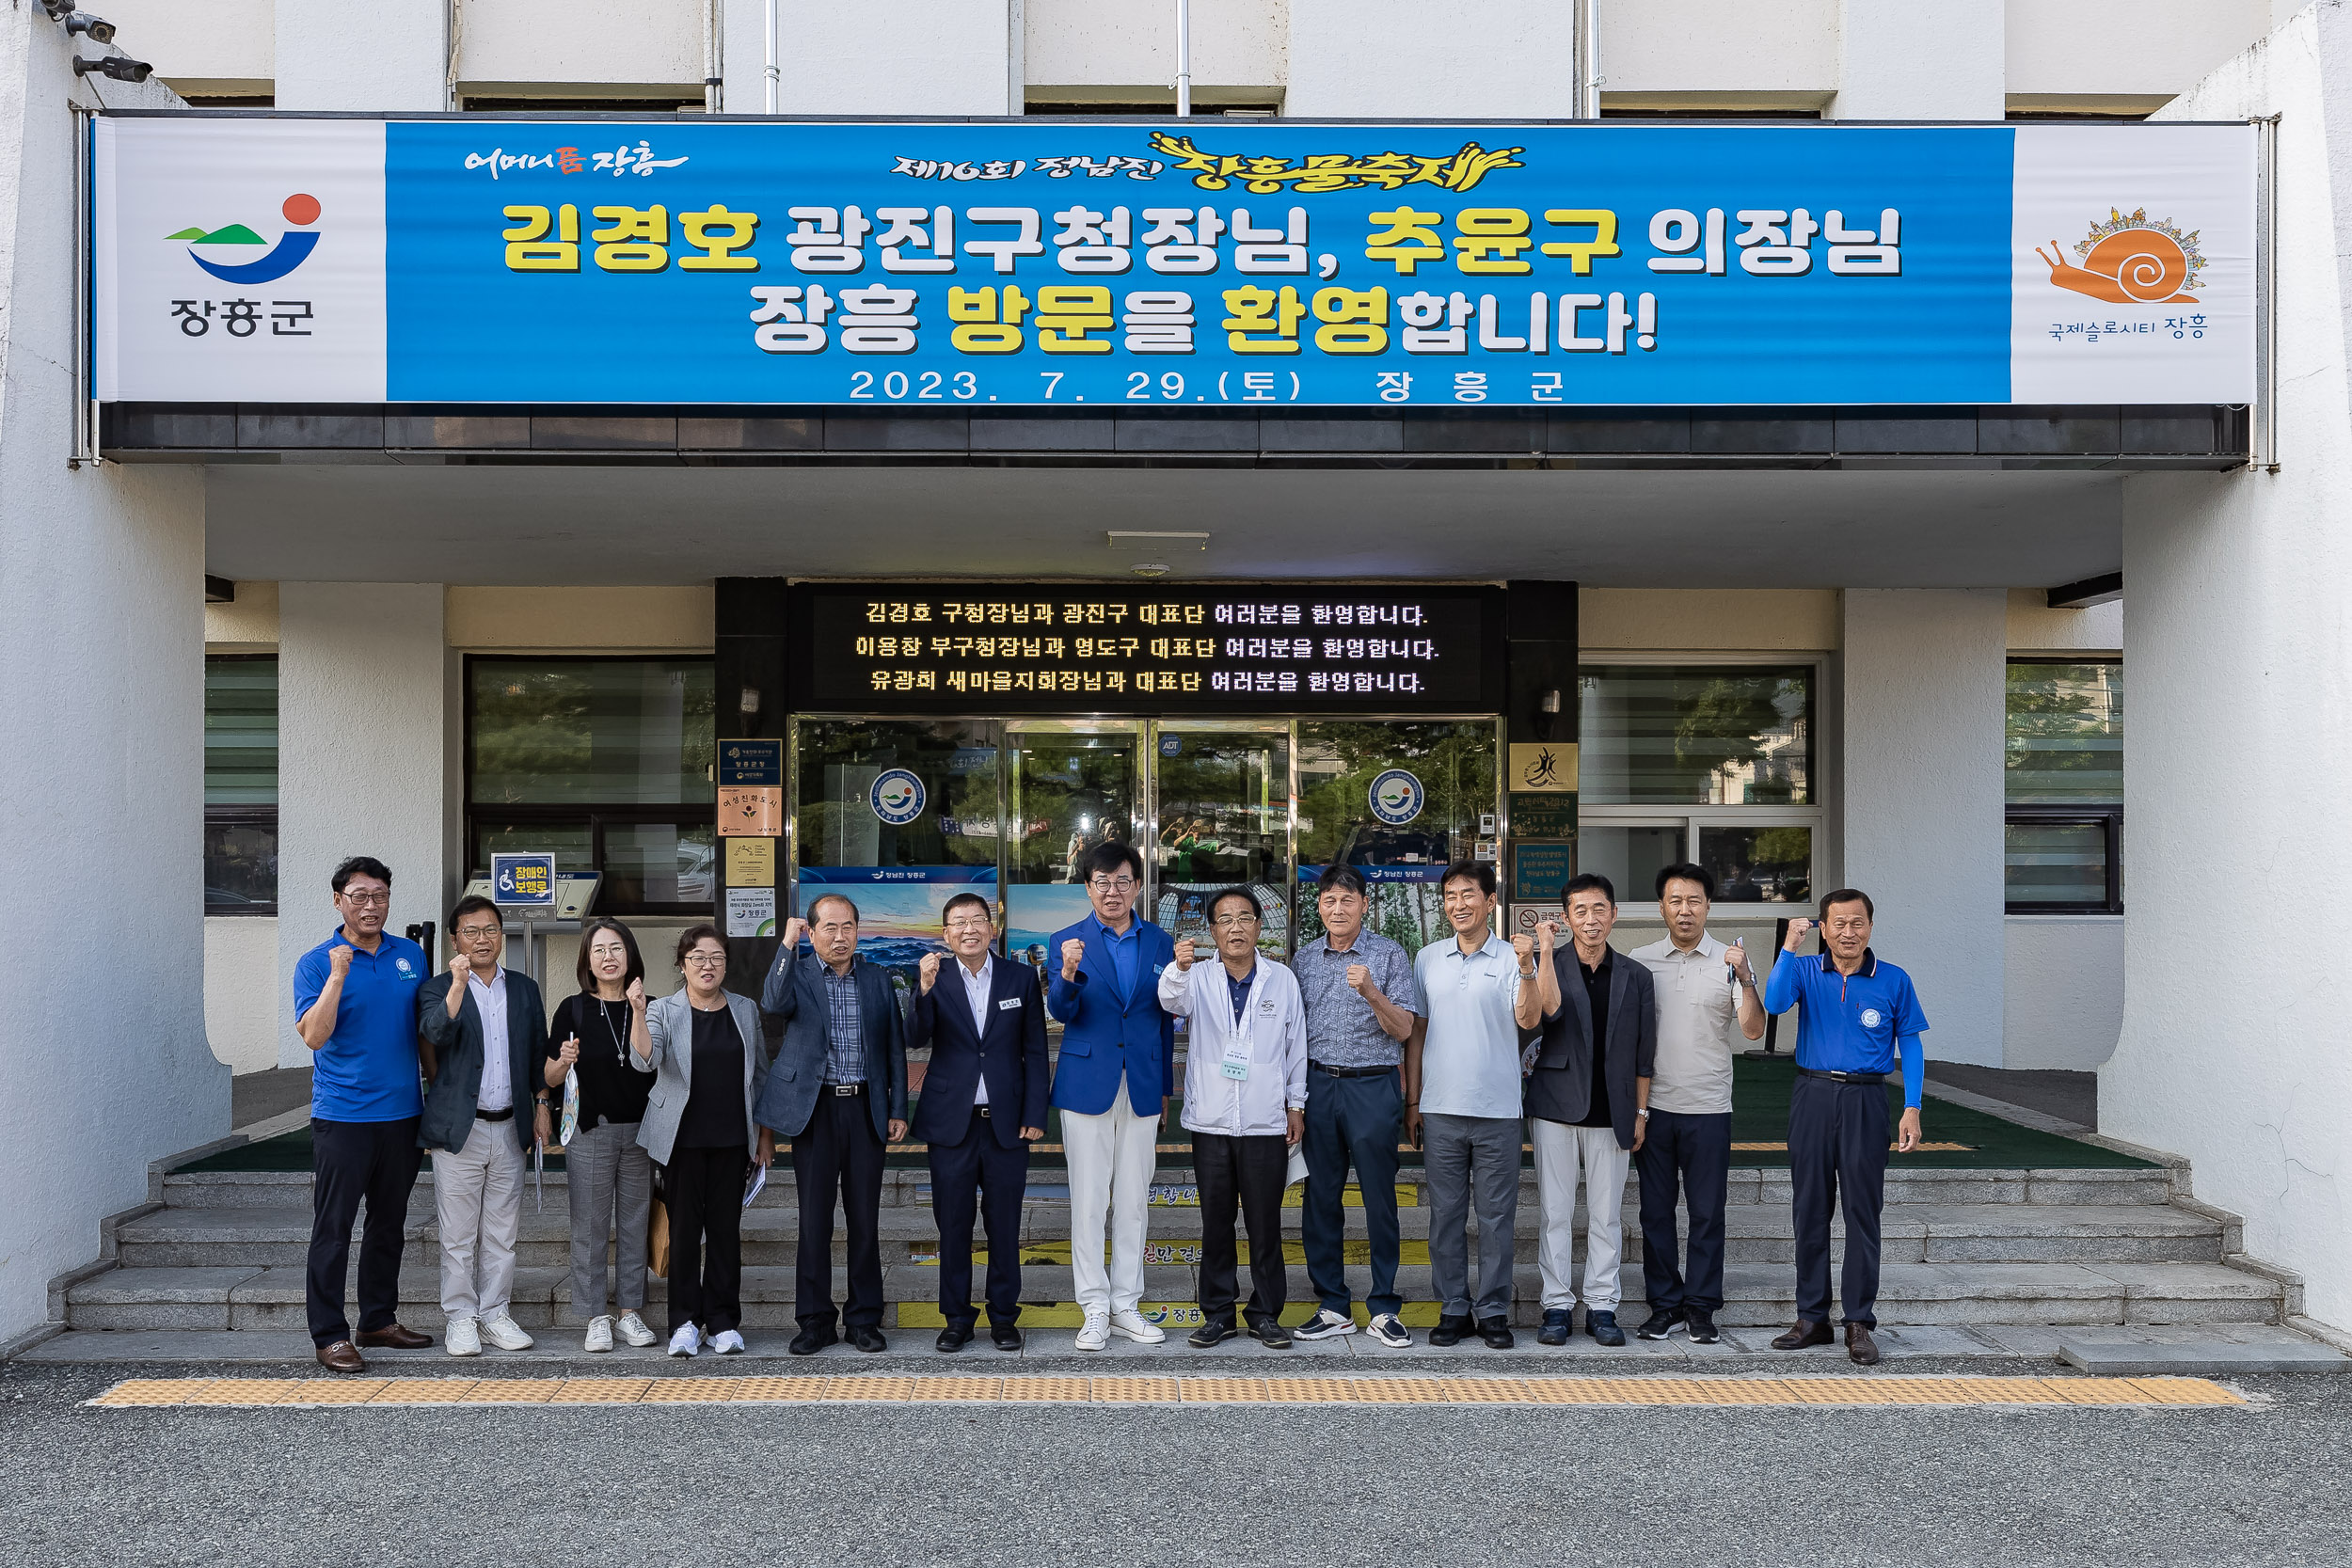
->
[911, 892, 1049, 1353]
[1048, 841, 1176, 1352]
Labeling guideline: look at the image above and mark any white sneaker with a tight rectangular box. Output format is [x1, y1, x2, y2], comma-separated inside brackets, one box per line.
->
[1367, 1313, 1414, 1349]
[668, 1323, 702, 1357]
[615, 1310, 660, 1348]
[1109, 1307, 1166, 1344]
[710, 1329, 746, 1355]
[444, 1315, 481, 1357]
[478, 1313, 535, 1352]
[583, 1316, 614, 1354]
[1074, 1311, 1111, 1352]
[1295, 1308, 1357, 1340]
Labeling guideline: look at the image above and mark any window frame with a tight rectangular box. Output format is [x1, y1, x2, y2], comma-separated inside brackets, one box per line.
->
[2004, 657, 2122, 915]
[1573, 652, 1829, 914]
[462, 653, 717, 917]
[203, 651, 278, 915]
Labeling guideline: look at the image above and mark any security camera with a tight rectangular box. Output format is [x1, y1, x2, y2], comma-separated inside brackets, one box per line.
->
[40, 0, 74, 18]
[72, 54, 151, 83]
[65, 13, 119, 43]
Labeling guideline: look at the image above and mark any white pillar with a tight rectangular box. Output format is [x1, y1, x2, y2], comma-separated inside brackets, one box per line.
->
[0, 12, 225, 1345]
[1832, 0, 2004, 119]
[1286, 0, 1577, 118]
[1837, 590, 2008, 1067]
[724, 0, 1010, 115]
[2108, 3, 2352, 1332]
[275, 584, 458, 1066]
[275, 0, 449, 112]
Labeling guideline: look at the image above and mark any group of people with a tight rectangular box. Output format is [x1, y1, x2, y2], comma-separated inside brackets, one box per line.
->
[291, 841, 1925, 1373]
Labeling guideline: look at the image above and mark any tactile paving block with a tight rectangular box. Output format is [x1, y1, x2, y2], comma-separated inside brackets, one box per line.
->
[722, 1376, 823, 1402]
[2127, 1378, 2245, 1406]
[1000, 1377, 1091, 1402]
[2041, 1377, 2176, 1405]
[1261, 1378, 1355, 1402]
[183, 1379, 296, 1406]
[1778, 1378, 1915, 1405]
[1089, 1376, 1182, 1402]
[1179, 1378, 1270, 1402]
[910, 1377, 1004, 1402]
[1441, 1378, 1541, 1404]
[636, 1377, 745, 1403]
[281, 1379, 383, 1405]
[543, 1378, 653, 1404]
[816, 1376, 918, 1402]
[367, 1379, 480, 1404]
[1650, 1378, 1801, 1406]
[88, 1379, 203, 1407]
[458, 1379, 560, 1404]
[1345, 1378, 1462, 1404]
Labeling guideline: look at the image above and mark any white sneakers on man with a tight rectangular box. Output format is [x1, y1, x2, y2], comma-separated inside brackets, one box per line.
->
[615, 1310, 660, 1348]
[583, 1315, 614, 1353]
[1075, 1310, 1111, 1352]
[668, 1323, 702, 1357]
[444, 1315, 482, 1356]
[709, 1329, 746, 1355]
[1294, 1308, 1357, 1340]
[1109, 1307, 1166, 1343]
[1366, 1313, 1414, 1349]
[479, 1313, 535, 1352]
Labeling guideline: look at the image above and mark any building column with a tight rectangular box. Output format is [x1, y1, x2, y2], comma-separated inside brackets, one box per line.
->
[274, 583, 458, 1066]
[1836, 589, 2007, 1067]
[275, 0, 449, 111]
[2106, 2, 2352, 1332]
[1831, 0, 2003, 119]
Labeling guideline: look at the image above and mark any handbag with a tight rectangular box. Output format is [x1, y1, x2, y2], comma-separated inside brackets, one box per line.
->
[647, 1194, 671, 1276]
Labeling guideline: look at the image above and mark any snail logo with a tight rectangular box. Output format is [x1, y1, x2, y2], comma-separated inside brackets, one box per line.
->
[2035, 207, 2204, 305]
[167, 194, 324, 285]
[1367, 768, 1425, 827]
[868, 768, 926, 826]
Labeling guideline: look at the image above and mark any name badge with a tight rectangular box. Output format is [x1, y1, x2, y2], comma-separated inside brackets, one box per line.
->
[1221, 1031, 1252, 1082]
[997, 997, 1023, 1011]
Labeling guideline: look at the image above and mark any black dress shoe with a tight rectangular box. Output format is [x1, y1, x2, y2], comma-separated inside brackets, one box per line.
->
[1586, 1310, 1627, 1348]
[1845, 1323, 1882, 1366]
[1476, 1317, 1516, 1349]
[990, 1323, 1024, 1352]
[1771, 1319, 1834, 1350]
[356, 1323, 432, 1350]
[1248, 1319, 1293, 1350]
[849, 1325, 888, 1354]
[1636, 1308, 1682, 1341]
[1428, 1314, 1473, 1348]
[1684, 1308, 1722, 1344]
[936, 1323, 974, 1353]
[788, 1326, 838, 1356]
[1188, 1321, 1240, 1348]
[1537, 1308, 1573, 1346]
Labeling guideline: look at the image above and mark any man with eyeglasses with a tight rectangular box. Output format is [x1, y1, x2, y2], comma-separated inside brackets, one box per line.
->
[911, 892, 1048, 1353]
[1158, 887, 1308, 1350]
[292, 856, 434, 1374]
[1046, 841, 1178, 1352]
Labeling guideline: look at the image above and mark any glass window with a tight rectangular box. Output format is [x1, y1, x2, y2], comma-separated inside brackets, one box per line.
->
[1574, 825, 1682, 908]
[2006, 817, 2116, 909]
[1578, 665, 1811, 805]
[205, 656, 277, 913]
[1697, 824, 1812, 905]
[2007, 661, 2122, 802]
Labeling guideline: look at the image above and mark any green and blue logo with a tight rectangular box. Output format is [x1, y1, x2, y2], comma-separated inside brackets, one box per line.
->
[1368, 768, 1425, 827]
[167, 192, 321, 284]
[869, 768, 926, 827]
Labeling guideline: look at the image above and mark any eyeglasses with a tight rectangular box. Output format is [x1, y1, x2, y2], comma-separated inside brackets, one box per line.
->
[452, 925, 501, 941]
[1087, 876, 1137, 892]
[684, 952, 726, 968]
[339, 890, 390, 906]
[1211, 913, 1260, 928]
[945, 918, 993, 932]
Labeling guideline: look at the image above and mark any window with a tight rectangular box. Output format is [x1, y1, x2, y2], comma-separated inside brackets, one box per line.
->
[2007, 659, 2122, 912]
[1576, 662, 1819, 906]
[205, 656, 278, 913]
[466, 657, 716, 914]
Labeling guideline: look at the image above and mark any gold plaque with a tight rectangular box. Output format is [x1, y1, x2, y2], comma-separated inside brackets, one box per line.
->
[1507, 741, 1578, 793]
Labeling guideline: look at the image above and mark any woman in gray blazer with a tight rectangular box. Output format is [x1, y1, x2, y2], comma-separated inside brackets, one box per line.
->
[637, 924, 769, 1358]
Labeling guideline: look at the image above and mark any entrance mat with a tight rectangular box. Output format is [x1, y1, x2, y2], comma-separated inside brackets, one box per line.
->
[182, 1060, 2149, 1175]
[87, 1373, 2241, 1409]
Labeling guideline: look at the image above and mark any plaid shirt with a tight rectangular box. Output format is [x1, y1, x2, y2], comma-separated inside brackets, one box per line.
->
[1291, 928, 1422, 1069]
[820, 959, 866, 1085]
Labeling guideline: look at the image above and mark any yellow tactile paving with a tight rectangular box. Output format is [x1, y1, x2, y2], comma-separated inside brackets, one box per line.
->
[83, 1372, 2249, 1409]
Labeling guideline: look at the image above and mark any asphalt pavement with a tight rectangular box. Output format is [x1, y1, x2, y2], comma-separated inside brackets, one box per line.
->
[3, 1358, 2345, 1567]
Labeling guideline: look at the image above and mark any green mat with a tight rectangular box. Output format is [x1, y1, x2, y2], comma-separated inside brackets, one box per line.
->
[184, 1058, 2147, 1174]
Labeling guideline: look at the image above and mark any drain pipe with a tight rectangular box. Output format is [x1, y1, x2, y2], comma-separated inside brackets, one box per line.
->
[1576, 0, 1601, 119]
[1175, 0, 1190, 116]
[706, 0, 723, 111]
[765, 0, 780, 113]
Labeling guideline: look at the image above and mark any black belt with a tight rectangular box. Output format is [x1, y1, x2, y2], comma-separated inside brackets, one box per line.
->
[824, 1082, 866, 1097]
[474, 1105, 516, 1122]
[1310, 1062, 1396, 1079]
[976, 1105, 992, 1117]
[1796, 1068, 1884, 1085]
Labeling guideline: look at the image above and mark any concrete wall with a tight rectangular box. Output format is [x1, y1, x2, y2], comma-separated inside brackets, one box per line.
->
[204, 917, 283, 1074]
[1286, 0, 1576, 118]
[455, 0, 703, 95]
[1838, 589, 2008, 1066]
[2006, 0, 2267, 104]
[1025, 0, 1285, 101]
[2005, 587, 2122, 655]
[445, 584, 712, 650]
[277, 0, 447, 111]
[1600, 0, 1837, 105]
[2109, 4, 2352, 1331]
[1834, 0, 2004, 119]
[274, 584, 458, 1067]
[105, 0, 275, 95]
[724, 0, 1011, 115]
[0, 12, 227, 1346]
[2003, 915, 2123, 1071]
[1581, 588, 1841, 651]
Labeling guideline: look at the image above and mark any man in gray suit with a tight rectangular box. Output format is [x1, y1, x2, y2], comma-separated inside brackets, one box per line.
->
[1514, 874, 1657, 1347]
[758, 896, 909, 1355]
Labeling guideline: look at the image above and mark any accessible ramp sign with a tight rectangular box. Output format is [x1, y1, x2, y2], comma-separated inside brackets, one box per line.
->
[92, 115, 2255, 408]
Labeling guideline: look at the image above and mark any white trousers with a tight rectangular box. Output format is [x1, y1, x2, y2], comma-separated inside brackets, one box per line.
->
[435, 1117, 524, 1322]
[1061, 1075, 1161, 1314]
[1533, 1119, 1630, 1311]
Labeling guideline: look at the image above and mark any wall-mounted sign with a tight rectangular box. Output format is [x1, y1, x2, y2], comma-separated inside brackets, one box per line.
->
[1508, 793, 1578, 840]
[489, 851, 556, 909]
[719, 738, 782, 787]
[725, 886, 776, 937]
[1514, 842, 1573, 901]
[1507, 741, 1578, 793]
[787, 582, 1502, 715]
[93, 117, 2254, 409]
[724, 836, 776, 887]
[718, 784, 781, 836]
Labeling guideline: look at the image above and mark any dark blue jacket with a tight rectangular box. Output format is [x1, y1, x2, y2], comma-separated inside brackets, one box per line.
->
[1045, 916, 1176, 1117]
[911, 956, 1050, 1148]
[755, 949, 909, 1142]
[415, 968, 548, 1155]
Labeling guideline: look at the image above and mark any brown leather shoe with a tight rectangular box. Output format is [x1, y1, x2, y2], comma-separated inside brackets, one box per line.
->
[1770, 1319, 1834, 1350]
[316, 1339, 367, 1375]
[1845, 1323, 1882, 1366]
[356, 1323, 433, 1350]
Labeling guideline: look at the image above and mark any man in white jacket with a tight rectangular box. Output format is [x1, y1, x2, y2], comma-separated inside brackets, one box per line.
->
[1158, 885, 1308, 1350]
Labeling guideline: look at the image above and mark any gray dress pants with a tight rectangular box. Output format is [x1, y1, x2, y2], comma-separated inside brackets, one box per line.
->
[565, 1119, 652, 1320]
[1422, 1112, 1521, 1321]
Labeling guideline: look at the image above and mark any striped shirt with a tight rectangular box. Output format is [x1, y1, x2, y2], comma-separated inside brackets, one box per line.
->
[821, 960, 866, 1085]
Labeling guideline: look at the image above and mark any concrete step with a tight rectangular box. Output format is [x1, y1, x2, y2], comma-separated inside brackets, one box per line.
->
[68, 1257, 2280, 1334]
[112, 1199, 2225, 1273]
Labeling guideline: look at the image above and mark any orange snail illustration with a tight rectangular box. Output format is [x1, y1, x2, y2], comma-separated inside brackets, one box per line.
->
[2035, 208, 2205, 305]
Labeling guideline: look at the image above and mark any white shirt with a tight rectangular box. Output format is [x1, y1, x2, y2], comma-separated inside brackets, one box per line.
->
[1629, 933, 1741, 1116]
[469, 968, 512, 1111]
[957, 952, 991, 1106]
[1158, 955, 1308, 1138]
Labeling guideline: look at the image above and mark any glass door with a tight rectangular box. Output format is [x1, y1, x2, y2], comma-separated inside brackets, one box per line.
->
[1003, 721, 1142, 985]
[1296, 720, 1500, 952]
[1148, 722, 1294, 955]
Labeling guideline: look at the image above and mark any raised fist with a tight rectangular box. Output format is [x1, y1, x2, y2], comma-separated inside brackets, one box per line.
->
[1174, 937, 1199, 972]
[1345, 962, 1371, 993]
[1059, 937, 1087, 981]
[449, 953, 472, 984]
[917, 951, 942, 993]
[1783, 918, 1814, 952]
[328, 945, 353, 979]
[1511, 932, 1535, 967]
[780, 916, 809, 950]
[1724, 940, 1753, 984]
[625, 976, 645, 1009]
[1536, 920, 1561, 953]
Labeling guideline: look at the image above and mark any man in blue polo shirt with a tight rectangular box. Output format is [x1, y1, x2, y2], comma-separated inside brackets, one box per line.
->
[1759, 886, 1926, 1367]
[292, 855, 434, 1373]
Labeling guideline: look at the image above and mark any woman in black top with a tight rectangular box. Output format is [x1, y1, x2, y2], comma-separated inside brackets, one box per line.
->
[544, 918, 658, 1353]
